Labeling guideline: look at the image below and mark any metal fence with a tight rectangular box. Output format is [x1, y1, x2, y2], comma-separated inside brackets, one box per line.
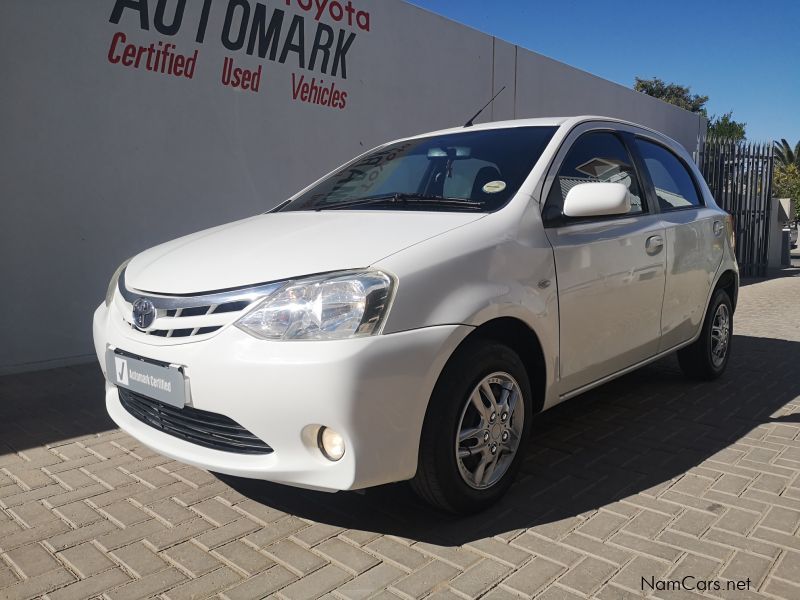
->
[696, 138, 774, 277]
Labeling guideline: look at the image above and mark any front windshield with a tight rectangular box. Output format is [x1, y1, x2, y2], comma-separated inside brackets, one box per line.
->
[277, 126, 557, 212]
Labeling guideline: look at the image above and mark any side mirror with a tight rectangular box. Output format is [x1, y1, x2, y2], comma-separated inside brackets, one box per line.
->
[562, 182, 631, 218]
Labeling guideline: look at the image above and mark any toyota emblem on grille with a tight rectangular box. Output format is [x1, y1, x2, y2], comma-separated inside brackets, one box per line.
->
[132, 298, 156, 329]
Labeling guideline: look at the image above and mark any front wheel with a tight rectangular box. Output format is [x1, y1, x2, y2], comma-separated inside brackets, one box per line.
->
[677, 288, 733, 380]
[411, 341, 533, 514]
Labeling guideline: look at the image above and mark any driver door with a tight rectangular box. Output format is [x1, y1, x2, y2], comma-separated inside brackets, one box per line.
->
[543, 128, 666, 395]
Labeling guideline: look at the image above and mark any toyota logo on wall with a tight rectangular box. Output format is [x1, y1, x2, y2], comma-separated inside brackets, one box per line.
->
[132, 298, 156, 329]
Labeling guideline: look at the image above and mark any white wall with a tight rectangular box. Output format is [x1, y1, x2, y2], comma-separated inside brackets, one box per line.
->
[0, 0, 704, 373]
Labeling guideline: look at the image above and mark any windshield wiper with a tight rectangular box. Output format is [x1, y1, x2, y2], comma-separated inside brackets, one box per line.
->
[316, 192, 484, 211]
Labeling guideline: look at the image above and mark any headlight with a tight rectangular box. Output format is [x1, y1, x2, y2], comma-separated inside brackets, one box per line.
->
[105, 258, 132, 307]
[235, 270, 394, 340]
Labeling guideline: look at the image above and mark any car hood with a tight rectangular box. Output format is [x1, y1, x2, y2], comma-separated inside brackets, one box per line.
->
[124, 211, 485, 294]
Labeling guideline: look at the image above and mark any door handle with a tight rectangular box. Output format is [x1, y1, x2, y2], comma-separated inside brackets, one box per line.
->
[645, 235, 664, 255]
[713, 220, 724, 237]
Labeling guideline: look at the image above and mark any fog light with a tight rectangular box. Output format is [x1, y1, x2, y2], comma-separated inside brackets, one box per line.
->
[318, 427, 345, 461]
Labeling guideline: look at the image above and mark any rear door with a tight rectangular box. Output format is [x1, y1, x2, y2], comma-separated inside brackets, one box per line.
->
[632, 138, 725, 351]
[543, 126, 667, 394]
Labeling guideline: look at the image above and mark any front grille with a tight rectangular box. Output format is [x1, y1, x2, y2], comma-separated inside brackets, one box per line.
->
[116, 270, 283, 342]
[164, 301, 249, 319]
[118, 388, 273, 455]
[125, 303, 241, 338]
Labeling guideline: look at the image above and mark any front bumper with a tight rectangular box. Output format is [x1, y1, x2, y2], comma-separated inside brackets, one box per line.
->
[93, 304, 471, 491]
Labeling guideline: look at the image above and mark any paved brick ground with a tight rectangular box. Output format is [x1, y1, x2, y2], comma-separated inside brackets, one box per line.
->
[2, 271, 800, 600]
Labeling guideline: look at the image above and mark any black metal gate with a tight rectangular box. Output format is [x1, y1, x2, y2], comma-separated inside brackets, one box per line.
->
[696, 139, 774, 277]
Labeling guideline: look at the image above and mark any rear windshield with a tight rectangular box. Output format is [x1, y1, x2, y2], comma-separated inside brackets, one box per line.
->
[277, 126, 557, 212]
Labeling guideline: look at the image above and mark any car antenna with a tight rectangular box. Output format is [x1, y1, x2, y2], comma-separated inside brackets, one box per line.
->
[463, 86, 506, 127]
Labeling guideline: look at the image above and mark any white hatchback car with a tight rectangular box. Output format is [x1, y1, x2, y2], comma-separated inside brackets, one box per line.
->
[94, 117, 738, 513]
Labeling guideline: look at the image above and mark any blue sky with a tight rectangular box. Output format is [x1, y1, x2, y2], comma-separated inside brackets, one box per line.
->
[407, 0, 798, 143]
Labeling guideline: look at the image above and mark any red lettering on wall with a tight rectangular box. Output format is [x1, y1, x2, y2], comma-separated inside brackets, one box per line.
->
[106, 31, 198, 79]
[291, 72, 347, 109]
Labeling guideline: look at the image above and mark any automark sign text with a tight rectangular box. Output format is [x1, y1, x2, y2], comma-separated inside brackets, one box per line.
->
[107, 0, 368, 108]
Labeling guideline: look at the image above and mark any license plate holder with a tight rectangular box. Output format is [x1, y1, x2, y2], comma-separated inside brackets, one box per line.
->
[105, 348, 187, 408]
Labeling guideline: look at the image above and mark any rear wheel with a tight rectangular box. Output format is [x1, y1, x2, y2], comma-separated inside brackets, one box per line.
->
[411, 340, 533, 514]
[677, 288, 733, 380]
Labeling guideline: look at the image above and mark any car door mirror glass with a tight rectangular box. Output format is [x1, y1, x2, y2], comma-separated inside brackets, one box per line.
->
[562, 182, 631, 218]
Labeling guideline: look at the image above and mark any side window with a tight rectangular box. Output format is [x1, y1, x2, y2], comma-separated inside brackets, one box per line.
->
[636, 139, 701, 210]
[544, 131, 644, 222]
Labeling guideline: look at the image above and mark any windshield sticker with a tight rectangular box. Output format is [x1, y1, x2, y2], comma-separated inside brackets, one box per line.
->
[482, 180, 507, 194]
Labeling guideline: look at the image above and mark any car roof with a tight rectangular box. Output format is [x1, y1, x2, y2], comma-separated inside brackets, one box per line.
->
[398, 116, 681, 150]
[412, 116, 571, 136]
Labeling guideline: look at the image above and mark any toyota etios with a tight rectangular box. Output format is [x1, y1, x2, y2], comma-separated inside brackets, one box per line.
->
[94, 117, 737, 513]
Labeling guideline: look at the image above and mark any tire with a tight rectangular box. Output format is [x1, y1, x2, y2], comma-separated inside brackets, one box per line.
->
[410, 340, 533, 514]
[677, 288, 733, 381]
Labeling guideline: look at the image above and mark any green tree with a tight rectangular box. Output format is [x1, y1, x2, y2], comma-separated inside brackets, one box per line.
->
[707, 112, 746, 141]
[774, 139, 800, 168]
[634, 77, 708, 113]
[774, 164, 800, 220]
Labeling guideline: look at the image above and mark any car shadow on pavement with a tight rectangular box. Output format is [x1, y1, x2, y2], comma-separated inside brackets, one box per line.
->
[0, 363, 112, 454]
[220, 334, 800, 546]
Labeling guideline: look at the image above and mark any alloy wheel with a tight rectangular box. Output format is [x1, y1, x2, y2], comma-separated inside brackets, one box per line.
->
[711, 303, 731, 367]
[455, 371, 524, 489]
